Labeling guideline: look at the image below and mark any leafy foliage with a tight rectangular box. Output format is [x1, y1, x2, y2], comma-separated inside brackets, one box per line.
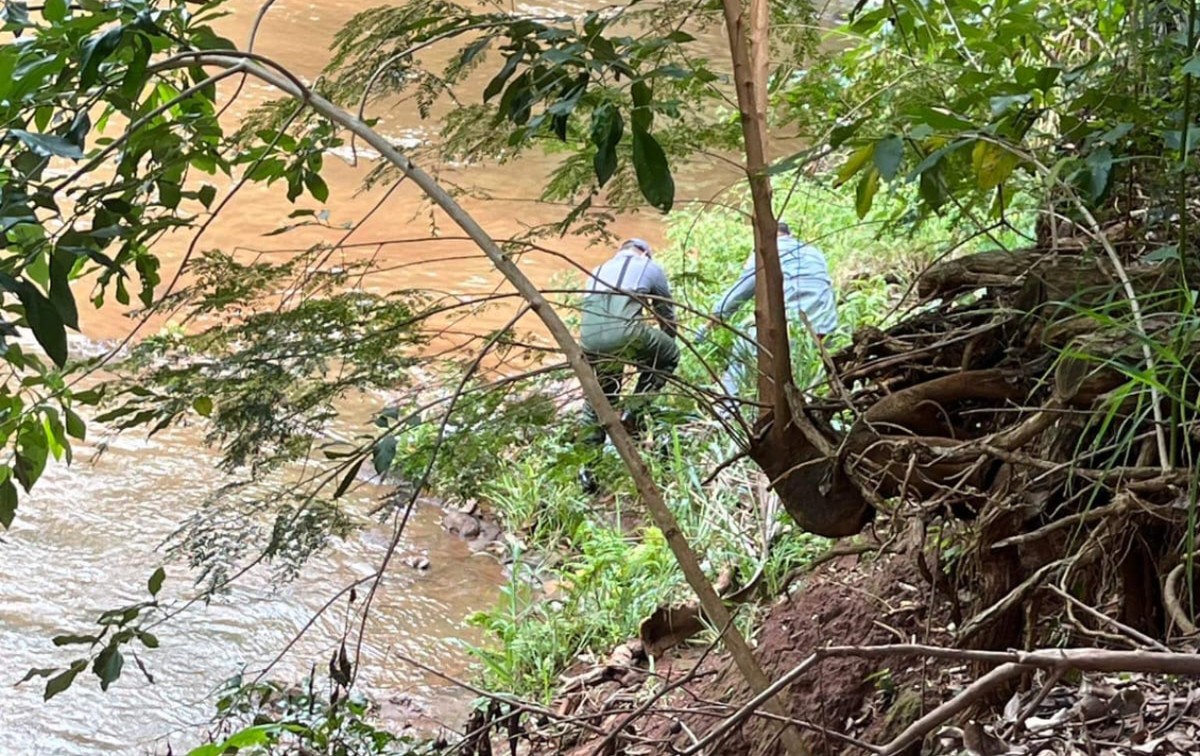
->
[188, 670, 431, 755]
[19, 567, 167, 700]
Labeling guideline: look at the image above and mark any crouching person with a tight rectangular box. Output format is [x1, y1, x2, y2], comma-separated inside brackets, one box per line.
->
[576, 238, 679, 494]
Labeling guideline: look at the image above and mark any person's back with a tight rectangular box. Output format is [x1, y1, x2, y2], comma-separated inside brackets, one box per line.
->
[778, 234, 837, 336]
[576, 240, 679, 492]
[580, 243, 675, 352]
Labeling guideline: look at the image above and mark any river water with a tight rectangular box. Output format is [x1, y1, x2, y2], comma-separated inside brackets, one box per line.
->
[0, 0, 847, 753]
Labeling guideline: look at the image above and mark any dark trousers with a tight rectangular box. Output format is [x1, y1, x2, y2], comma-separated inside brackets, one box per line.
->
[580, 326, 679, 448]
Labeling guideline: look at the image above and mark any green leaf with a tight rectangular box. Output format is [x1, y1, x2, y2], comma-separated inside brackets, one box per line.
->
[303, 172, 329, 203]
[43, 0, 67, 24]
[1144, 244, 1179, 263]
[971, 140, 1019, 190]
[1184, 55, 1200, 77]
[918, 161, 948, 210]
[49, 250, 79, 330]
[66, 111, 90, 150]
[197, 184, 217, 209]
[872, 134, 903, 181]
[835, 142, 874, 187]
[120, 35, 151, 101]
[17, 667, 55, 685]
[1081, 147, 1113, 201]
[590, 103, 623, 187]
[44, 660, 87, 700]
[192, 396, 213, 417]
[631, 124, 673, 212]
[80, 25, 124, 89]
[15, 281, 68, 366]
[483, 50, 523, 102]
[630, 80, 652, 131]
[829, 119, 863, 149]
[224, 725, 275, 747]
[14, 419, 48, 492]
[52, 634, 99, 647]
[913, 107, 975, 132]
[93, 644, 124, 691]
[157, 180, 181, 210]
[372, 435, 397, 475]
[855, 167, 880, 219]
[64, 407, 86, 441]
[0, 478, 15, 528]
[10, 130, 83, 159]
[147, 566, 165, 597]
[334, 457, 364, 499]
[137, 630, 159, 649]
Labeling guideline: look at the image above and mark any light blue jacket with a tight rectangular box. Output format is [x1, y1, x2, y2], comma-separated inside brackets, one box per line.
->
[712, 235, 838, 335]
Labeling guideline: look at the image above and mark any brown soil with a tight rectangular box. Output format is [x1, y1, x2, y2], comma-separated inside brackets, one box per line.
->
[534, 549, 953, 756]
[641, 552, 941, 756]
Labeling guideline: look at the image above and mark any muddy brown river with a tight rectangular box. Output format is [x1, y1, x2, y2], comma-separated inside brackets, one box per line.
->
[0, 0, 847, 752]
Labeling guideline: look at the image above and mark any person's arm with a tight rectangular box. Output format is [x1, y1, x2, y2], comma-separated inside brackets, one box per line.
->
[646, 262, 678, 338]
[712, 266, 756, 323]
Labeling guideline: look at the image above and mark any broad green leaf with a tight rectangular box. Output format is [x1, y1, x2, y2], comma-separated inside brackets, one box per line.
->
[483, 50, 523, 102]
[919, 162, 948, 210]
[590, 103, 623, 187]
[197, 184, 217, 210]
[44, 660, 87, 700]
[1081, 147, 1113, 201]
[835, 143, 874, 186]
[872, 134, 903, 181]
[14, 419, 48, 491]
[193, 396, 213, 417]
[66, 111, 90, 150]
[1144, 245, 1179, 262]
[93, 645, 124, 691]
[372, 435, 397, 475]
[913, 107, 974, 131]
[989, 93, 1031, 117]
[15, 281, 68, 366]
[855, 167, 880, 219]
[80, 26, 124, 89]
[303, 172, 329, 203]
[49, 250, 78, 330]
[120, 35, 151, 101]
[0, 478, 15, 528]
[1184, 55, 1200, 77]
[147, 566, 165, 596]
[137, 630, 159, 649]
[630, 80, 652, 131]
[43, 412, 66, 462]
[43, 0, 67, 24]
[10, 130, 83, 159]
[157, 181, 181, 210]
[971, 140, 1019, 190]
[64, 407, 86, 441]
[631, 124, 673, 212]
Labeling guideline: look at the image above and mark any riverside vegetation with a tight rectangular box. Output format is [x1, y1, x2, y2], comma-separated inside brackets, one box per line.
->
[2, 0, 1200, 753]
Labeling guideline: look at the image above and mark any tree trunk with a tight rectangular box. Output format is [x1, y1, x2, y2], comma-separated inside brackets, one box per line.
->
[721, 0, 792, 432]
